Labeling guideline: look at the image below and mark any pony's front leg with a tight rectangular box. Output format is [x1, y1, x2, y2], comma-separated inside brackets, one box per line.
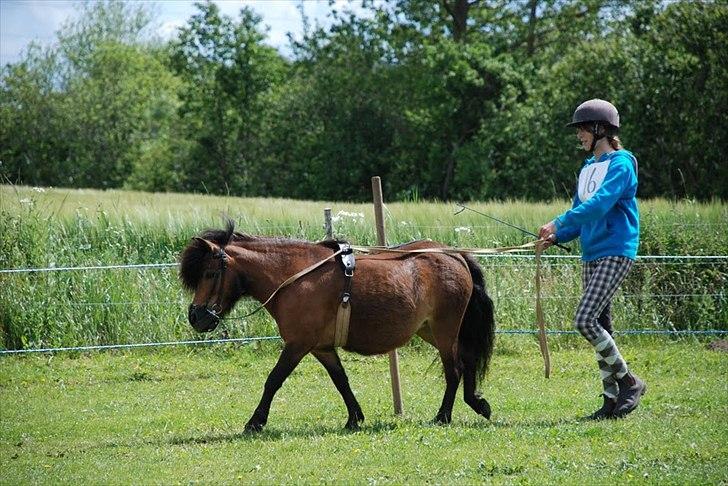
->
[245, 343, 309, 432]
[312, 350, 365, 430]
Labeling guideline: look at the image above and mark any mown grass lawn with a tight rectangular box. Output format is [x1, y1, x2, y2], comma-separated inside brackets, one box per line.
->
[1, 338, 727, 484]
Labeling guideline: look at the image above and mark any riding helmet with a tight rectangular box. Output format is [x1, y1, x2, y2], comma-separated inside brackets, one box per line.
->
[567, 99, 620, 128]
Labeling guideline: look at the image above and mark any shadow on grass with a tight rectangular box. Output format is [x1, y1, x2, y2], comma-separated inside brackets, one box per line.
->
[489, 417, 580, 428]
[65, 420, 399, 454]
[166, 419, 400, 446]
[74, 416, 585, 455]
[454, 415, 582, 430]
[165, 414, 594, 446]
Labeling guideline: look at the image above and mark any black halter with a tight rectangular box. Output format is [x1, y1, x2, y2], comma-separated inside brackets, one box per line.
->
[188, 248, 228, 331]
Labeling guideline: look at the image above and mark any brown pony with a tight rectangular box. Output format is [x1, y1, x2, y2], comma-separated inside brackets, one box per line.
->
[179, 221, 495, 432]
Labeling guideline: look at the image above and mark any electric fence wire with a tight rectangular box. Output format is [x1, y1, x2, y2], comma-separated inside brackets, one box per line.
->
[1, 250, 725, 355]
[2, 330, 727, 355]
[2, 254, 726, 274]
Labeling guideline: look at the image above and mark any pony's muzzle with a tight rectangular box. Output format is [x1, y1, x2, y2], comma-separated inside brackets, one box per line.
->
[188, 304, 220, 332]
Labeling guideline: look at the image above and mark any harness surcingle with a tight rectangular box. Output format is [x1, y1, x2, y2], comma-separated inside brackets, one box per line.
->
[335, 242, 355, 347]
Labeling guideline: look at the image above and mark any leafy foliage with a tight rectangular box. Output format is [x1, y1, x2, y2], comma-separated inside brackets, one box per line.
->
[1, 0, 726, 200]
[169, 2, 288, 195]
[0, 1, 180, 189]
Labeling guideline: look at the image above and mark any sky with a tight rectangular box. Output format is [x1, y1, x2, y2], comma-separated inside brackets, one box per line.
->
[0, 0, 367, 65]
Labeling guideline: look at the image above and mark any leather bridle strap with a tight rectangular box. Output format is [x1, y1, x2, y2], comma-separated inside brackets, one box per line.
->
[334, 243, 354, 347]
[202, 248, 228, 313]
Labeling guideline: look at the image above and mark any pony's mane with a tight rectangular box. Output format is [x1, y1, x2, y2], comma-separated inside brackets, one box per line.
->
[318, 239, 343, 251]
[227, 235, 343, 251]
[179, 220, 341, 290]
[179, 219, 246, 290]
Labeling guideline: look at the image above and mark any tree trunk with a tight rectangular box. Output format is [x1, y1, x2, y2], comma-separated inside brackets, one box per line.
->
[441, 142, 458, 200]
[527, 0, 539, 57]
[441, 0, 472, 43]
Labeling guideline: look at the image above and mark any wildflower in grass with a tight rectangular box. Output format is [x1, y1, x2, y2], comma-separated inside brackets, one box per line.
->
[332, 211, 365, 224]
[454, 226, 472, 234]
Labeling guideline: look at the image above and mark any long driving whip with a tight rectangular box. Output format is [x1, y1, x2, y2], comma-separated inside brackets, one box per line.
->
[454, 203, 571, 253]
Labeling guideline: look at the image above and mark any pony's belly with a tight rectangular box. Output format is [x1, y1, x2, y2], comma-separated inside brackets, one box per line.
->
[343, 314, 426, 355]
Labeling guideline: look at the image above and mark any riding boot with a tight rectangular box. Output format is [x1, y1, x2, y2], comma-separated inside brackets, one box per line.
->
[585, 394, 617, 420]
[613, 372, 646, 418]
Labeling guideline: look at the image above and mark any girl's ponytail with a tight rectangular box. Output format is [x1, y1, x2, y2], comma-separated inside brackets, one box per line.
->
[608, 135, 623, 150]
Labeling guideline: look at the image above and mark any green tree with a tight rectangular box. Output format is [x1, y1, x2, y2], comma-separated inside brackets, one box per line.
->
[0, 45, 70, 185]
[262, 1, 525, 201]
[63, 42, 182, 188]
[256, 7, 408, 201]
[1, 1, 183, 190]
[627, 1, 728, 199]
[316, 0, 628, 201]
[55, 0, 154, 79]
[482, 0, 728, 201]
[169, 1, 288, 195]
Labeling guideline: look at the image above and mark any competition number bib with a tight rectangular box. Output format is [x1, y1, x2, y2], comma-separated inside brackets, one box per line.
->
[578, 160, 611, 202]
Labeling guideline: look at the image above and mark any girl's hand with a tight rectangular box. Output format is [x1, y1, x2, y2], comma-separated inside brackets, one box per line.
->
[538, 221, 557, 240]
[540, 234, 557, 249]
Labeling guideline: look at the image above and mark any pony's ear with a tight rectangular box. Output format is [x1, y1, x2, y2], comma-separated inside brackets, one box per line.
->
[193, 237, 218, 253]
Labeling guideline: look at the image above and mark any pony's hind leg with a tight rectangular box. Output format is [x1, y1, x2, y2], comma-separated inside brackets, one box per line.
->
[417, 324, 462, 423]
[462, 352, 491, 419]
[312, 350, 365, 430]
[420, 323, 470, 422]
[434, 345, 462, 424]
[245, 343, 309, 432]
[457, 256, 494, 420]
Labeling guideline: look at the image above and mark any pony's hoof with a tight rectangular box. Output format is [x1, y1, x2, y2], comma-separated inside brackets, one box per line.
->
[466, 395, 492, 420]
[345, 412, 365, 431]
[345, 421, 361, 431]
[476, 398, 492, 420]
[244, 421, 265, 433]
[433, 413, 452, 425]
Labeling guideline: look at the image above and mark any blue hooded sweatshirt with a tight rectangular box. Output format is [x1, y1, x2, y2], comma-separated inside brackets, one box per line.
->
[554, 149, 639, 261]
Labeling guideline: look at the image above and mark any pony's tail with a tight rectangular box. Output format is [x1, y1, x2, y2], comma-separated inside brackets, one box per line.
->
[458, 254, 496, 386]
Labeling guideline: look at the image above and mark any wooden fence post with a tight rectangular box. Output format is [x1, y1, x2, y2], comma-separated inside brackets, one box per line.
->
[371, 176, 404, 415]
[324, 208, 333, 239]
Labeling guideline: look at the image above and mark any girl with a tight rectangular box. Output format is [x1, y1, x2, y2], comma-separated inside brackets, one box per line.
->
[539, 99, 645, 419]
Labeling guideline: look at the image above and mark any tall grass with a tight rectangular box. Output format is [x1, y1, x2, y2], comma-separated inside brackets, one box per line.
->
[1, 184, 726, 350]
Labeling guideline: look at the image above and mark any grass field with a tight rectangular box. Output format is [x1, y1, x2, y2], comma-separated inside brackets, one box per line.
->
[1, 338, 727, 484]
[1, 185, 727, 484]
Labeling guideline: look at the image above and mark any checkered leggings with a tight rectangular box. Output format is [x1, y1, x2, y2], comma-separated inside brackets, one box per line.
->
[576, 256, 634, 342]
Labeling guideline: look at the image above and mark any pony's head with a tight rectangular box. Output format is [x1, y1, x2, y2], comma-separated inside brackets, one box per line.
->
[179, 220, 248, 332]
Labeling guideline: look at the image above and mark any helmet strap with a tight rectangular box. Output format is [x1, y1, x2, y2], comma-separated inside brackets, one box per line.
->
[588, 122, 606, 152]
